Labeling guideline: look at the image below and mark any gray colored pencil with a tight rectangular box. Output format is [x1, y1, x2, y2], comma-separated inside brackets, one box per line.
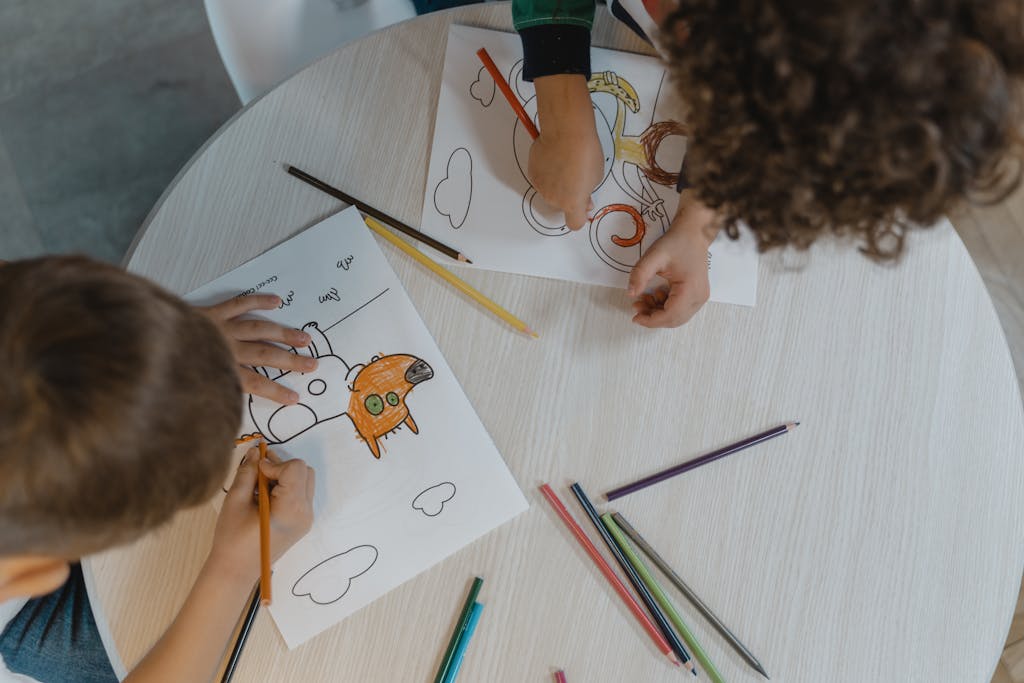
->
[612, 512, 770, 680]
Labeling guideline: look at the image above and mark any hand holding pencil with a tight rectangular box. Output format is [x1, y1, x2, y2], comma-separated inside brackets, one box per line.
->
[207, 446, 316, 587]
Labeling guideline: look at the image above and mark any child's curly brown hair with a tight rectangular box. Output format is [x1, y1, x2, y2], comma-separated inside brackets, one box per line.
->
[662, 0, 1024, 258]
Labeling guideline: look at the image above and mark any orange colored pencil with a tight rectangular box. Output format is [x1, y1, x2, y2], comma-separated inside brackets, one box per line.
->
[476, 48, 540, 139]
[257, 440, 272, 605]
[538, 484, 678, 665]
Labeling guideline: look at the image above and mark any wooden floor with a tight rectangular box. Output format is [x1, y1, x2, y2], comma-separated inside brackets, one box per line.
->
[952, 188, 1024, 682]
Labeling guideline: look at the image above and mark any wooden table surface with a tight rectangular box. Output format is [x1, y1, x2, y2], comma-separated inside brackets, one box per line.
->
[83, 5, 1024, 682]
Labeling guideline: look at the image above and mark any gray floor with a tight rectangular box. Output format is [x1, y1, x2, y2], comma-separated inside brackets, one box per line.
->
[0, 0, 240, 262]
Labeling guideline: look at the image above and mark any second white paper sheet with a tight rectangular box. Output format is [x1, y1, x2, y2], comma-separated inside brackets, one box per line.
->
[421, 25, 758, 306]
[186, 207, 527, 648]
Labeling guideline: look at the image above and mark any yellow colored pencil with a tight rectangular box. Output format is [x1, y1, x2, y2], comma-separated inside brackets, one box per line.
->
[362, 215, 538, 338]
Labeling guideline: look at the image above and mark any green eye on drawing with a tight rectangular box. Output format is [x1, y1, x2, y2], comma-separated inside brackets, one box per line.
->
[365, 394, 384, 415]
[386, 392, 399, 406]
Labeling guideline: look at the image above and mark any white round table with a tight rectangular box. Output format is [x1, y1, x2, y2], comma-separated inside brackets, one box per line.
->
[84, 5, 1024, 681]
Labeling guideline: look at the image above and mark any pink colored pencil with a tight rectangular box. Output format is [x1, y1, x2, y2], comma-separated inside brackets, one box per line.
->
[539, 484, 679, 665]
[476, 48, 540, 139]
[554, 670, 567, 683]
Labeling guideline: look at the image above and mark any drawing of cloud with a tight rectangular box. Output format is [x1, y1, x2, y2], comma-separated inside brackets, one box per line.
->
[433, 148, 472, 229]
[291, 545, 379, 605]
[470, 66, 495, 107]
[412, 482, 456, 517]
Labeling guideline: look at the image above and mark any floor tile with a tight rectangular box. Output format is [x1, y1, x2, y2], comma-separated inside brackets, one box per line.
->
[0, 30, 239, 262]
[0, 131, 43, 259]
[0, 0, 209, 104]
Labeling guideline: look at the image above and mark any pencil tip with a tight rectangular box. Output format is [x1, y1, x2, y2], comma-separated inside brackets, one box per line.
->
[525, 327, 539, 338]
[465, 258, 473, 264]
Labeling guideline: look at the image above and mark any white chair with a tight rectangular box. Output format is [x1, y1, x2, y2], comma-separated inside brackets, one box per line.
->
[204, 0, 418, 104]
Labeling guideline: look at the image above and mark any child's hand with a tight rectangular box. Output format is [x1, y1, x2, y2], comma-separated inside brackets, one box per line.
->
[628, 192, 720, 328]
[207, 447, 315, 585]
[529, 74, 605, 229]
[199, 294, 318, 404]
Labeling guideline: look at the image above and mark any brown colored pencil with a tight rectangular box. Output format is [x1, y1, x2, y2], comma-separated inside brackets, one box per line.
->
[257, 440, 272, 605]
[285, 165, 470, 263]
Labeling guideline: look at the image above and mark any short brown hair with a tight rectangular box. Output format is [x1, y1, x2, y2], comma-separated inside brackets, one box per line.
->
[0, 257, 241, 558]
[662, 0, 1024, 258]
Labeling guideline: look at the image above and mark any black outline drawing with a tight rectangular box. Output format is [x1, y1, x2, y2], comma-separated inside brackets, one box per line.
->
[291, 545, 379, 606]
[469, 66, 495, 107]
[432, 147, 473, 229]
[244, 289, 436, 459]
[411, 482, 457, 517]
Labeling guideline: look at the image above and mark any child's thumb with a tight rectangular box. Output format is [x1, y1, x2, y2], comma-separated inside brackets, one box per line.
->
[226, 448, 259, 501]
[628, 249, 664, 297]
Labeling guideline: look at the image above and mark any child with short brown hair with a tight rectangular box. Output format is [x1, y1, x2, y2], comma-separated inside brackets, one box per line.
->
[0, 256, 316, 683]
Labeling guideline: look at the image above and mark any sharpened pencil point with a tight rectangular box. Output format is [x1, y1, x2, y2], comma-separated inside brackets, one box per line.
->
[526, 327, 539, 339]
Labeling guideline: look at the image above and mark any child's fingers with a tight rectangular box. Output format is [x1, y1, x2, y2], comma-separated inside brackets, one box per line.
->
[205, 294, 282, 320]
[226, 448, 260, 503]
[305, 467, 316, 503]
[633, 285, 702, 328]
[564, 200, 590, 231]
[234, 341, 317, 374]
[261, 457, 311, 492]
[628, 247, 668, 297]
[239, 368, 300, 405]
[227, 319, 311, 348]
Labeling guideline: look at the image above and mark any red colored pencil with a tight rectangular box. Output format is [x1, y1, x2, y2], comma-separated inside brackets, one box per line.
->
[554, 670, 567, 683]
[539, 484, 678, 665]
[476, 48, 540, 140]
[257, 440, 272, 605]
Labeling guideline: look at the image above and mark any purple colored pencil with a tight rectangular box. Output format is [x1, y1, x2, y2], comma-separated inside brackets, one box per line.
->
[605, 423, 799, 501]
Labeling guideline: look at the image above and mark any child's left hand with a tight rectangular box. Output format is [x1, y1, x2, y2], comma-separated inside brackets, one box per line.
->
[199, 295, 318, 404]
[628, 191, 719, 328]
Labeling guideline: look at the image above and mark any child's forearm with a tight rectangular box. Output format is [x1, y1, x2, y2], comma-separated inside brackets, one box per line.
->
[122, 557, 254, 683]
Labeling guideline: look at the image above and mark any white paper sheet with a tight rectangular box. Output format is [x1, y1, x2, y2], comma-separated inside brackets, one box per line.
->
[186, 207, 528, 648]
[421, 25, 759, 306]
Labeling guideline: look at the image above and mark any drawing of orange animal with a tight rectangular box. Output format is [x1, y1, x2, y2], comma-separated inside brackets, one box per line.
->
[246, 322, 434, 458]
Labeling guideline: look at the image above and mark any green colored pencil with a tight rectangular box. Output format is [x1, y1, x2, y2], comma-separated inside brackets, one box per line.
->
[602, 514, 726, 683]
[433, 576, 484, 683]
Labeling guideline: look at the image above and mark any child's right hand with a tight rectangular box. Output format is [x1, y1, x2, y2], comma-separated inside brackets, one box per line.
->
[207, 447, 315, 586]
[529, 74, 605, 229]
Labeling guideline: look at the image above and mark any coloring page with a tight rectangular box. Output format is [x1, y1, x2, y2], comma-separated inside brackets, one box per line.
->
[186, 207, 527, 648]
[421, 25, 759, 306]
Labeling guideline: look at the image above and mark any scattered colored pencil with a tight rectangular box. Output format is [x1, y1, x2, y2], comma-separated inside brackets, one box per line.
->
[476, 48, 539, 140]
[442, 602, 484, 683]
[554, 670, 567, 683]
[363, 215, 538, 338]
[603, 514, 724, 683]
[605, 422, 800, 501]
[613, 513, 770, 679]
[568, 483, 696, 675]
[538, 484, 679, 666]
[219, 583, 261, 683]
[285, 164, 470, 263]
[433, 577, 484, 683]
[257, 440, 272, 605]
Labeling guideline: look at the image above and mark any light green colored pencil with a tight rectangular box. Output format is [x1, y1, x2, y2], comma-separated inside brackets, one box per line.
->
[602, 513, 726, 683]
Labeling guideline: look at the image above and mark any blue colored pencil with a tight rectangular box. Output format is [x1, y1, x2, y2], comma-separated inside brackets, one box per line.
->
[443, 602, 484, 683]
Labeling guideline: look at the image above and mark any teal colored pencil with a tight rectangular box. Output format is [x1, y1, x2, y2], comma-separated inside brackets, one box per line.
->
[433, 577, 483, 683]
[602, 514, 726, 683]
[442, 602, 483, 683]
